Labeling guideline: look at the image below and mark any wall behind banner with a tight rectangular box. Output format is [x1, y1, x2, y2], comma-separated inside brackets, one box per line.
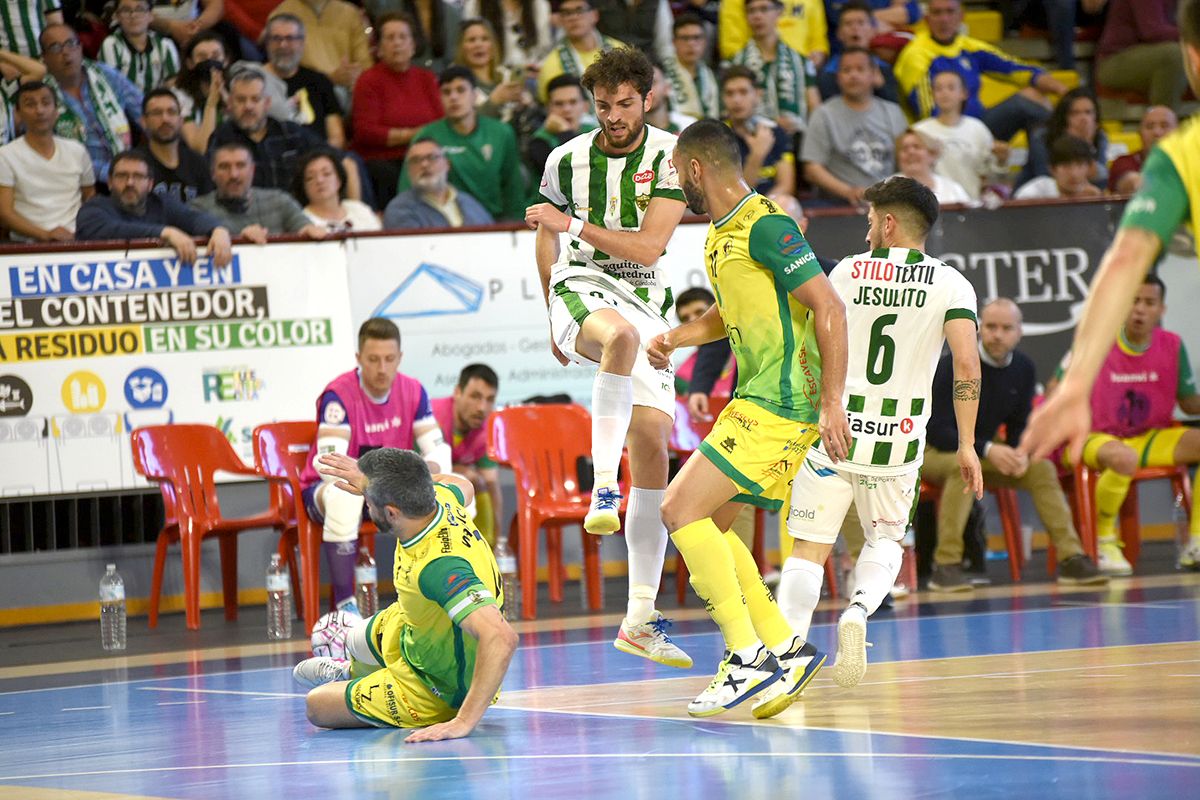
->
[351, 198, 1161, 398]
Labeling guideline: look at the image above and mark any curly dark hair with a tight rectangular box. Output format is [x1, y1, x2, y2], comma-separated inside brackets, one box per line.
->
[582, 47, 653, 99]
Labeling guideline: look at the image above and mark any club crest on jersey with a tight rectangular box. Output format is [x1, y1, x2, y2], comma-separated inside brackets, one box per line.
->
[633, 169, 654, 184]
[777, 231, 807, 256]
[609, 196, 617, 215]
[635, 193, 650, 211]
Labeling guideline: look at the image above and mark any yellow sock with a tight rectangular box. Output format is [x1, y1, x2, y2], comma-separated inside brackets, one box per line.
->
[723, 529, 794, 652]
[1095, 469, 1132, 542]
[672, 518, 758, 652]
[474, 490, 496, 548]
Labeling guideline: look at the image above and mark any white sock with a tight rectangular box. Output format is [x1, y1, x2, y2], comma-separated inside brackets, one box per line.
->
[777, 557, 825, 640]
[591, 371, 633, 486]
[624, 487, 667, 626]
[849, 538, 903, 616]
[733, 641, 765, 663]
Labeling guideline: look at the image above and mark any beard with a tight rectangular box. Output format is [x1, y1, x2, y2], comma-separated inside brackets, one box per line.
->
[681, 174, 706, 216]
[601, 116, 644, 150]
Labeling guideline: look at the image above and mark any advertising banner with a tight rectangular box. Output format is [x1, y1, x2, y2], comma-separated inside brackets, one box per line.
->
[0, 242, 354, 496]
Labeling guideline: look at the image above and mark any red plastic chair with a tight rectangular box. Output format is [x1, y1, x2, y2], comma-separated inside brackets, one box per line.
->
[253, 422, 379, 636]
[488, 403, 622, 619]
[130, 424, 289, 630]
[1065, 464, 1192, 568]
[920, 480, 1024, 581]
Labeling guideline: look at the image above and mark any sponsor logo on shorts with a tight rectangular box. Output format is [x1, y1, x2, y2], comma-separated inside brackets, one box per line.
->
[765, 457, 791, 479]
[720, 436, 737, 453]
[789, 507, 816, 520]
[872, 517, 907, 529]
[726, 409, 758, 431]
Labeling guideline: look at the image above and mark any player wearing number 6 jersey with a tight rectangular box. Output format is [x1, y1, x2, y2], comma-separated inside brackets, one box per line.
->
[524, 48, 692, 669]
[777, 176, 984, 690]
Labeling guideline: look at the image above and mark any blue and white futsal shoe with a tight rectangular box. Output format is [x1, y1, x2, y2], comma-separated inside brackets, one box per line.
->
[751, 636, 827, 718]
[687, 645, 782, 717]
[584, 485, 622, 534]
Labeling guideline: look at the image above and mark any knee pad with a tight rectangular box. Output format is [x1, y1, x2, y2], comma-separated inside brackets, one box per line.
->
[858, 536, 903, 575]
[321, 484, 364, 543]
[345, 616, 381, 667]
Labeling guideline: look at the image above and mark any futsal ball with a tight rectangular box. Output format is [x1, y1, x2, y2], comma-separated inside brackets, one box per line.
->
[310, 609, 362, 659]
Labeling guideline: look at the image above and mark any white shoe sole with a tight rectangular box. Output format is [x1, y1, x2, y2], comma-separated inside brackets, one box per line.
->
[832, 614, 867, 689]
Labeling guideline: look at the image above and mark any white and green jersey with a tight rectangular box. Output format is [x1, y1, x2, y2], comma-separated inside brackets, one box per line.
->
[538, 124, 685, 318]
[99, 31, 181, 95]
[0, 0, 57, 56]
[807, 247, 977, 476]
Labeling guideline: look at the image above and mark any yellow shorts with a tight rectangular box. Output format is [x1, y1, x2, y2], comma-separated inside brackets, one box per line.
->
[344, 604, 456, 729]
[1066, 427, 1188, 471]
[697, 398, 820, 512]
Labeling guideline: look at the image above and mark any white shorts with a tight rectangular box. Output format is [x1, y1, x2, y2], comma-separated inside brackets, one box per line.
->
[547, 270, 675, 418]
[786, 457, 920, 545]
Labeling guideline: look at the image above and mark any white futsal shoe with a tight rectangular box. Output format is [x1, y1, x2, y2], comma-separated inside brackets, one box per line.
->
[613, 612, 693, 668]
[832, 603, 870, 689]
[687, 645, 782, 718]
[751, 636, 827, 719]
[292, 657, 351, 690]
[584, 485, 622, 534]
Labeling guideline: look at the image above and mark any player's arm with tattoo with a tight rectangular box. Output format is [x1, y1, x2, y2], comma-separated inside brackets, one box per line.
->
[945, 317, 983, 498]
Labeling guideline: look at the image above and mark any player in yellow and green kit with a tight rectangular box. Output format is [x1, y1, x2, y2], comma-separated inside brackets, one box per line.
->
[1024, 0, 1200, 466]
[647, 118, 852, 719]
[293, 448, 518, 743]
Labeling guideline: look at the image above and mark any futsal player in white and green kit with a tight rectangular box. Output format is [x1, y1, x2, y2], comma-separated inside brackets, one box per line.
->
[524, 47, 691, 668]
[777, 176, 984, 689]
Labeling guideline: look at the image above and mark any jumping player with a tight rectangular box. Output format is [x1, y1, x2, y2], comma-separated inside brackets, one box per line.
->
[525, 48, 691, 669]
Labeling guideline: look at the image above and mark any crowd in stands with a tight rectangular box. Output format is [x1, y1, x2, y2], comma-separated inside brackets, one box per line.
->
[0, 0, 1186, 251]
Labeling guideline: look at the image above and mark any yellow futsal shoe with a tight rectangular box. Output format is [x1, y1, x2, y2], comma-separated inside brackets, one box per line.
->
[613, 612, 693, 668]
[752, 637, 827, 719]
[583, 486, 622, 534]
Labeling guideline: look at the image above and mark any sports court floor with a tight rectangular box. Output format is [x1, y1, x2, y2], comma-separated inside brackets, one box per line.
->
[2, 572, 1198, 800]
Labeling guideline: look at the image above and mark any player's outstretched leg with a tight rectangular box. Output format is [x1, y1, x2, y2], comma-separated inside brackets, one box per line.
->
[614, 412, 692, 667]
[832, 537, 903, 688]
[293, 657, 351, 689]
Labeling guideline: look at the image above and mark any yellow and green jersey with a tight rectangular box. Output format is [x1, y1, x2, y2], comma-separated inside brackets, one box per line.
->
[1122, 117, 1200, 261]
[704, 192, 824, 421]
[389, 483, 503, 708]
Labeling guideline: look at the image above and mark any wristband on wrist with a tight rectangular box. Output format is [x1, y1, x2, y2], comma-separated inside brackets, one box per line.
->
[567, 217, 584, 237]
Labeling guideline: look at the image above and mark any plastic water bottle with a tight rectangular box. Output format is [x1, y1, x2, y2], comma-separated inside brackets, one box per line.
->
[1173, 491, 1189, 560]
[494, 536, 520, 621]
[99, 564, 126, 651]
[266, 554, 292, 640]
[355, 546, 378, 617]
